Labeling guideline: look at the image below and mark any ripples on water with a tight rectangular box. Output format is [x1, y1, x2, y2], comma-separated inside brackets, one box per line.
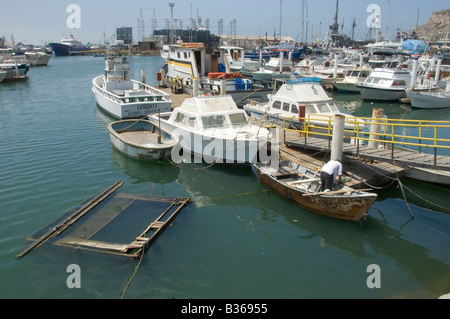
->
[0, 56, 449, 299]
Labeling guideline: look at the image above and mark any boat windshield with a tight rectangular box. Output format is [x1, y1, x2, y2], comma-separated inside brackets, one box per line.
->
[316, 102, 339, 113]
[229, 112, 248, 126]
[201, 115, 226, 128]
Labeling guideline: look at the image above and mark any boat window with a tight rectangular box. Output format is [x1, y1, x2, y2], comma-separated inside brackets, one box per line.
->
[175, 112, 185, 123]
[346, 70, 352, 76]
[328, 103, 340, 112]
[229, 113, 247, 125]
[282, 102, 290, 112]
[392, 80, 406, 87]
[184, 52, 188, 59]
[201, 115, 225, 128]
[177, 52, 181, 59]
[305, 105, 315, 114]
[361, 71, 370, 77]
[316, 103, 331, 113]
[282, 67, 292, 72]
[188, 117, 196, 128]
[272, 101, 281, 109]
[291, 104, 298, 114]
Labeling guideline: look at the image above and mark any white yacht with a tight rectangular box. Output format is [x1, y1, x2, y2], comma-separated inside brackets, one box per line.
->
[92, 54, 171, 119]
[243, 77, 365, 130]
[147, 95, 273, 164]
[335, 68, 372, 93]
[357, 68, 412, 101]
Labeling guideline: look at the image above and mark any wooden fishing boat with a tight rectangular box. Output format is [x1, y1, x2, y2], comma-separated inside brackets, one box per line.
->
[108, 119, 178, 161]
[253, 160, 377, 222]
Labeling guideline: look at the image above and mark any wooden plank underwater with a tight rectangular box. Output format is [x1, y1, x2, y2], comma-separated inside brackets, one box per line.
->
[17, 181, 190, 259]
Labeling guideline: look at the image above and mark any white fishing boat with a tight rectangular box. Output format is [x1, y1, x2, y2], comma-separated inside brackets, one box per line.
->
[0, 58, 29, 80]
[108, 119, 178, 161]
[406, 79, 450, 109]
[220, 45, 260, 73]
[243, 77, 365, 131]
[357, 68, 412, 101]
[92, 54, 172, 119]
[251, 56, 298, 82]
[25, 51, 52, 66]
[147, 95, 273, 164]
[160, 42, 273, 106]
[335, 68, 372, 93]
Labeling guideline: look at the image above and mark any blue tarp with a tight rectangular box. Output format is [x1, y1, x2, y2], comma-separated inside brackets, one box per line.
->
[402, 40, 428, 54]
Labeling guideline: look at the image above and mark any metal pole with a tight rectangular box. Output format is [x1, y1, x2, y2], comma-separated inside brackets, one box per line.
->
[330, 114, 345, 161]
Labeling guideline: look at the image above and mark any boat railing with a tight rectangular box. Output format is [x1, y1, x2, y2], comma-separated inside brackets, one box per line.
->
[282, 114, 450, 166]
[94, 79, 171, 104]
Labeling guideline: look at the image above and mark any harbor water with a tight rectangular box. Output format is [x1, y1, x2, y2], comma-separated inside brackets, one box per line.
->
[0, 55, 449, 299]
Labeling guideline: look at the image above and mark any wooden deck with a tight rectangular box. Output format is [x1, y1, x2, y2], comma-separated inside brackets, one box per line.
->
[284, 135, 450, 172]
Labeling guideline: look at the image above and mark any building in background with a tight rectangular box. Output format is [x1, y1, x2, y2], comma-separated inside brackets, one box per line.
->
[116, 27, 133, 44]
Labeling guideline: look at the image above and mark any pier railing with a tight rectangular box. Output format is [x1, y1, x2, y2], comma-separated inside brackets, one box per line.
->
[282, 114, 450, 165]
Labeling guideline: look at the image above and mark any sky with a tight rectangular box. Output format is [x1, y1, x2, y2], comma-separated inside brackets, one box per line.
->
[0, 0, 449, 46]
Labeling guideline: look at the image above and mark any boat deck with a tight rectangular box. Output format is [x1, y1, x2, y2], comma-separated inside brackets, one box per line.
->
[118, 131, 162, 146]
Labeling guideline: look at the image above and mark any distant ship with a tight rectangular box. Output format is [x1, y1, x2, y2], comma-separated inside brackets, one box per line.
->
[48, 36, 89, 56]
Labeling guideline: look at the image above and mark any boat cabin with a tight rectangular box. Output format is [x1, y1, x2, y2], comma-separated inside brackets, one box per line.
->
[265, 77, 340, 117]
[168, 95, 251, 131]
[361, 68, 411, 90]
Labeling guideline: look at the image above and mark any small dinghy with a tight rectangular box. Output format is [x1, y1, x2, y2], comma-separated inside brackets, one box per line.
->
[108, 119, 178, 161]
[253, 160, 378, 222]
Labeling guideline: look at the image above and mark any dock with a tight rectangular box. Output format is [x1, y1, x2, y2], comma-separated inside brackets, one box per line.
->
[157, 89, 449, 187]
[285, 136, 450, 172]
[159, 86, 191, 108]
[278, 130, 405, 190]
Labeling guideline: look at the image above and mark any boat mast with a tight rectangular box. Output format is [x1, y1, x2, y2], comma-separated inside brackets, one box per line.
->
[279, 0, 282, 43]
[169, 2, 175, 44]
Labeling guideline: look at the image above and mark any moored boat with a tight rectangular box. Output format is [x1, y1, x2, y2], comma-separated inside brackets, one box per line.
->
[406, 82, 450, 109]
[92, 53, 172, 119]
[253, 160, 378, 222]
[147, 95, 273, 165]
[335, 68, 372, 93]
[0, 58, 29, 80]
[251, 56, 298, 82]
[48, 36, 89, 56]
[243, 77, 366, 131]
[357, 68, 411, 101]
[0, 70, 6, 82]
[160, 42, 273, 106]
[25, 51, 52, 66]
[108, 119, 178, 161]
